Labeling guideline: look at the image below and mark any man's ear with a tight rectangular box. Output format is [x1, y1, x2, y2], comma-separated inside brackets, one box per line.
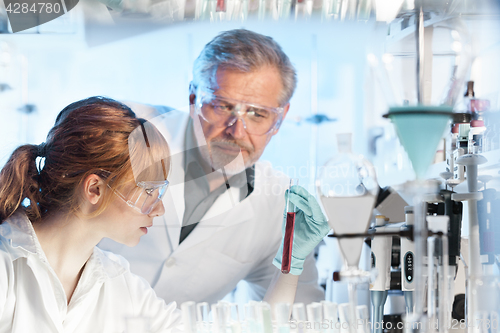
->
[82, 174, 103, 206]
[189, 83, 197, 119]
[189, 94, 196, 119]
[271, 103, 290, 136]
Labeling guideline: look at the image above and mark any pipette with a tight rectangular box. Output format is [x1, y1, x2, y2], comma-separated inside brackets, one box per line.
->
[281, 179, 298, 274]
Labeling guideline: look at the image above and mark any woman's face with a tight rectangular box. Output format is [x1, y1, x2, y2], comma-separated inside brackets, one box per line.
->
[99, 181, 165, 247]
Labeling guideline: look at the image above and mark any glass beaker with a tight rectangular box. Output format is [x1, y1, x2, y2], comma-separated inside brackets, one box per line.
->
[316, 133, 378, 333]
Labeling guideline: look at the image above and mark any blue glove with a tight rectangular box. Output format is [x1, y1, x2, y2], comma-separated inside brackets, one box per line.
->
[273, 185, 331, 275]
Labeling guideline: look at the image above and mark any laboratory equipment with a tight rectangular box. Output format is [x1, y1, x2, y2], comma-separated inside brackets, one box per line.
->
[197, 302, 210, 333]
[270, 0, 292, 20]
[428, 187, 464, 311]
[426, 215, 451, 333]
[468, 120, 486, 154]
[321, 0, 372, 21]
[477, 188, 498, 270]
[374, 186, 409, 223]
[294, 0, 313, 20]
[212, 303, 228, 333]
[376, 11, 472, 329]
[182, 301, 198, 333]
[317, 132, 378, 333]
[317, 133, 378, 273]
[245, 302, 259, 333]
[196, 0, 248, 21]
[306, 302, 323, 333]
[370, 215, 393, 333]
[356, 305, 370, 333]
[384, 105, 451, 327]
[458, 123, 471, 154]
[464, 81, 491, 122]
[322, 301, 340, 333]
[274, 303, 291, 333]
[338, 303, 351, 333]
[446, 113, 471, 184]
[282, 179, 298, 274]
[256, 302, 273, 333]
[291, 302, 307, 330]
[400, 206, 416, 314]
[452, 154, 487, 332]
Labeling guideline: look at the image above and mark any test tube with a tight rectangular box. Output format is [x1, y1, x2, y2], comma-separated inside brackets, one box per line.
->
[197, 302, 210, 322]
[307, 302, 323, 333]
[245, 302, 259, 333]
[294, 0, 313, 19]
[355, 305, 369, 333]
[214, 302, 234, 333]
[197, 302, 210, 333]
[256, 302, 273, 333]
[257, 0, 266, 19]
[228, 303, 242, 333]
[338, 304, 351, 333]
[322, 301, 339, 333]
[292, 303, 307, 321]
[275, 303, 291, 333]
[282, 179, 298, 274]
[181, 302, 197, 333]
[216, 0, 226, 11]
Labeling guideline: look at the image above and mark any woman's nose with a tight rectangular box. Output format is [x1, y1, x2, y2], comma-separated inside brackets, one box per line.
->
[149, 200, 165, 217]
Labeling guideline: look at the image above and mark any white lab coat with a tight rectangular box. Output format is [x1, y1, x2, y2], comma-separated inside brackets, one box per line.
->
[0, 212, 182, 333]
[99, 106, 324, 305]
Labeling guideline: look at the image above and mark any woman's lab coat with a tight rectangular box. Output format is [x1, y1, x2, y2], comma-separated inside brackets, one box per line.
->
[0, 213, 182, 333]
[99, 106, 324, 305]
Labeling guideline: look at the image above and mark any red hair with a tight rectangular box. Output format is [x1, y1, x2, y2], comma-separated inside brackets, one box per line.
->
[0, 97, 170, 222]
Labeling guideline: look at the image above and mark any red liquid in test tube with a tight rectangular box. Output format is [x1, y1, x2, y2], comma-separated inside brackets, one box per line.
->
[281, 212, 296, 274]
[281, 179, 298, 274]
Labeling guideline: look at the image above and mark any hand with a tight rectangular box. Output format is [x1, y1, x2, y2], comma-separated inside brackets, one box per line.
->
[273, 185, 330, 275]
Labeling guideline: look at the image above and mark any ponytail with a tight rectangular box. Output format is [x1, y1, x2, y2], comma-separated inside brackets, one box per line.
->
[0, 96, 171, 224]
[0, 144, 43, 223]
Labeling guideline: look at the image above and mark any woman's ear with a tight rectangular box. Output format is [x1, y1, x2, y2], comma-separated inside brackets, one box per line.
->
[82, 174, 104, 205]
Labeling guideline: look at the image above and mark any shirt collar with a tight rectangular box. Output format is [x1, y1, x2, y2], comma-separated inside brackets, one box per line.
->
[0, 212, 125, 279]
[0, 211, 41, 257]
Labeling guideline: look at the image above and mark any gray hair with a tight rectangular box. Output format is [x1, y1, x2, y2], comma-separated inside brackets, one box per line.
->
[192, 29, 297, 106]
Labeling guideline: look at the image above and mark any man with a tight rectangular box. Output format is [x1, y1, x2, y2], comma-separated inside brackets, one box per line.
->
[100, 29, 325, 304]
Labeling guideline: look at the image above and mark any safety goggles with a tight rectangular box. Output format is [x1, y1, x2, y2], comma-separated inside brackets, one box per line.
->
[195, 90, 284, 136]
[109, 180, 169, 215]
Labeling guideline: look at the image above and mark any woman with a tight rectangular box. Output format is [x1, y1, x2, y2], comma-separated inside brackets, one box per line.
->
[0, 97, 181, 332]
[0, 96, 330, 332]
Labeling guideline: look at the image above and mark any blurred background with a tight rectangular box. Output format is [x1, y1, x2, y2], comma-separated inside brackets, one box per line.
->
[0, 0, 499, 191]
[1, 0, 500, 305]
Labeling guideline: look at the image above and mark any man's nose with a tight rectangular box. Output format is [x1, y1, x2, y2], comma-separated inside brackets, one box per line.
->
[225, 117, 247, 139]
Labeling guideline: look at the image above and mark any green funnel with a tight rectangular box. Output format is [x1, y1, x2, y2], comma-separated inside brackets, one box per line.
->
[385, 106, 453, 180]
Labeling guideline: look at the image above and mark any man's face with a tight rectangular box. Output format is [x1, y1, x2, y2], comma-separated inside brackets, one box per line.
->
[190, 66, 290, 174]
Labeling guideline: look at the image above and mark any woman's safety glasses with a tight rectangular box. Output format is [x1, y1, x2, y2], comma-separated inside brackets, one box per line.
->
[104, 118, 170, 215]
[195, 90, 284, 136]
[109, 180, 169, 215]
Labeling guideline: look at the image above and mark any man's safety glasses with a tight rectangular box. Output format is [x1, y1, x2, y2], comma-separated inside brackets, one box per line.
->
[109, 180, 169, 215]
[195, 90, 284, 136]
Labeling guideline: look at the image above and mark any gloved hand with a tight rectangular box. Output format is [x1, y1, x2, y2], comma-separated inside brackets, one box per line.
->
[273, 185, 331, 275]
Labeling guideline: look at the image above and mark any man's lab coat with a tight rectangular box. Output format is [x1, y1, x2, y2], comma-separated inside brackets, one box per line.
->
[99, 106, 324, 305]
